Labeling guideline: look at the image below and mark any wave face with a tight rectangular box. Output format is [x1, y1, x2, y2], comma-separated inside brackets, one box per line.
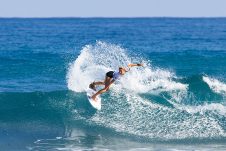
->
[66, 42, 226, 141]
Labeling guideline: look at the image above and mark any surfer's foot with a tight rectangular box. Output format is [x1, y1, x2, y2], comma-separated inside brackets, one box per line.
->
[91, 96, 97, 102]
[89, 82, 96, 91]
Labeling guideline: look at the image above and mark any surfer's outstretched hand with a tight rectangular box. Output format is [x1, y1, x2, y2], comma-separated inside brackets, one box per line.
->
[137, 63, 144, 66]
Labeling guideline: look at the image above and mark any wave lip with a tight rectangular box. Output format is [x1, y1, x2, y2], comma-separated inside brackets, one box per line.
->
[203, 76, 226, 95]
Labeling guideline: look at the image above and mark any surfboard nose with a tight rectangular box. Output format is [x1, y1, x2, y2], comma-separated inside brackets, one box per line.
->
[87, 87, 101, 110]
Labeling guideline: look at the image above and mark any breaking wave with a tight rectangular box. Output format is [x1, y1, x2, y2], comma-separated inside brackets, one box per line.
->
[65, 42, 226, 140]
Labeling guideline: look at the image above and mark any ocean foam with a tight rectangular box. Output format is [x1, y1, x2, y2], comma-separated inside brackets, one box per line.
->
[67, 42, 226, 140]
[203, 76, 226, 95]
[173, 102, 226, 116]
[67, 41, 130, 92]
[67, 41, 187, 94]
[90, 91, 225, 140]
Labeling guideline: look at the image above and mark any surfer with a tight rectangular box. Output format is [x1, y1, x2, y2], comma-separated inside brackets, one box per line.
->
[89, 63, 143, 101]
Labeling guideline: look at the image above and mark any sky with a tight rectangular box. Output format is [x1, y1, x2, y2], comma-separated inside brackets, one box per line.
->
[0, 0, 226, 17]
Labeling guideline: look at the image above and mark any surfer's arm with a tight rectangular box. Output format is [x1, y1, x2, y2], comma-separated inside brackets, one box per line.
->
[125, 63, 143, 72]
[128, 63, 143, 67]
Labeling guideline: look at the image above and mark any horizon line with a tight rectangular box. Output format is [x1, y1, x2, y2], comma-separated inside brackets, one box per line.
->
[1, 16, 226, 19]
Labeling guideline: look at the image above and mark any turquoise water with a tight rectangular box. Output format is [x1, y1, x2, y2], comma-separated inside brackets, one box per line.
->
[0, 18, 226, 150]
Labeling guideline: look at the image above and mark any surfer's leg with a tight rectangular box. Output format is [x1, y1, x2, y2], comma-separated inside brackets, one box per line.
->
[89, 76, 111, 91]
[91, 81, 111, 101]
[93, 81, 104, 85]
[104, 76, 112, 86]
[91, 87, 109, 101]
[104, 81, 111, 91]
[93, 76, 111, 86]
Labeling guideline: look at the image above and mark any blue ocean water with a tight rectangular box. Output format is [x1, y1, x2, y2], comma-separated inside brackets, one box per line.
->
[0, 18, 226, 150]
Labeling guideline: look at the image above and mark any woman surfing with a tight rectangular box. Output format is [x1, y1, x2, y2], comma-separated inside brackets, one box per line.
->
[89, 63, 143, 101]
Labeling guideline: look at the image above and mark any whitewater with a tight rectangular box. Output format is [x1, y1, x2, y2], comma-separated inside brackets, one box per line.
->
[66, 41, 226, 141]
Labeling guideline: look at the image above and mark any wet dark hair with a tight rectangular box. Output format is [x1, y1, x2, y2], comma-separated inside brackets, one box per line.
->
[119, 67, 123, 70]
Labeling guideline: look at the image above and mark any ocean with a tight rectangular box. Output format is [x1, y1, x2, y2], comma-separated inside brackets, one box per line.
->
[0, 18, 226, 151]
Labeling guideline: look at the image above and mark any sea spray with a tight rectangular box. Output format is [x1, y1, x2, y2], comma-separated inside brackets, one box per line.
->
[66, 42, 226, 140]
[67, 41, 187, 93]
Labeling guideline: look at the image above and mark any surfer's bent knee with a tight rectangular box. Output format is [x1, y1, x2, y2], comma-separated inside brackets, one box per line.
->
[102, 87, 109, 92]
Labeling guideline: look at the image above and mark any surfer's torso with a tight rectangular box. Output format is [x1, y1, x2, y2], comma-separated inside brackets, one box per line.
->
[106, 71, 121, 80]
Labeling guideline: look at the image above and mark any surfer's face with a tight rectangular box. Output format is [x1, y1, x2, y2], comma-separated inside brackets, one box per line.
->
[119, 68, 126, 75]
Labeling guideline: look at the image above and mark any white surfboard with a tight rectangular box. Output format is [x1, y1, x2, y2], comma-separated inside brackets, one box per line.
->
[86, 88, 101, 110]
